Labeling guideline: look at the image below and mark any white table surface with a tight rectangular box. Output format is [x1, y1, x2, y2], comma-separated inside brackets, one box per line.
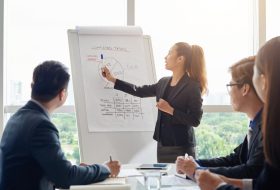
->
[70, 164, 200, 190]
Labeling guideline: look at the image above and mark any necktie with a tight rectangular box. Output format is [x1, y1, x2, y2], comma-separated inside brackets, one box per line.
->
[247, 128, 253, 149]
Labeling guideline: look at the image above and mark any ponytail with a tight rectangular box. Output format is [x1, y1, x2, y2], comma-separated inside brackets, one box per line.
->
[189, 45, 208, 95]
[175, 42, 208, 95]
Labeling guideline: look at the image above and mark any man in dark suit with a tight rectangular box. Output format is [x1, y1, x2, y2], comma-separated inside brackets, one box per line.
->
[176, 56, 264, 179]
[0, 61, 120, 190]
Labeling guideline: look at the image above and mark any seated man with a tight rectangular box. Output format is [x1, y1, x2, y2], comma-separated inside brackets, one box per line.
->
[176, 56, 264, 179]
[0, 61, 121, 190]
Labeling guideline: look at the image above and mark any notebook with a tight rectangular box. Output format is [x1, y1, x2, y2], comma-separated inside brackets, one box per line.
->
[70, 177, 129, 190]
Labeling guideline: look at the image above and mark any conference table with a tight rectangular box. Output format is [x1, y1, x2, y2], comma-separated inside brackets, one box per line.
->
[70, 164, 200, 190]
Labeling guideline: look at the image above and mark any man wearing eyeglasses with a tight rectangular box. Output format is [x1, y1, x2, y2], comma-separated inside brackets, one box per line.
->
[176, 56, 264, 182]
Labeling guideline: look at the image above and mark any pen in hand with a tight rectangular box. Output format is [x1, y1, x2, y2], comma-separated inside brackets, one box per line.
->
[101, 54, 107, 77]
[101, 68, 106, 77]
[101, 67, 106, 77]
[108, 155, 117, 178]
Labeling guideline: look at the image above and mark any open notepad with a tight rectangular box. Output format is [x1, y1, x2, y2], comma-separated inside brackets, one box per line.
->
[70, 177, 129, 190]
[118, 169, 143, 177]
[94, 177, 126, 185]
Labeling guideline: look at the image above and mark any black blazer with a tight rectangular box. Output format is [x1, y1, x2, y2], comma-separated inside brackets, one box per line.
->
[0, 101, 110, 190]
[197, 112, 264, 178]
[217, 184, 241, 190]
[217, 163, 280, 190]
[114, 74, 203, 146]
[254, 162, 280, 190]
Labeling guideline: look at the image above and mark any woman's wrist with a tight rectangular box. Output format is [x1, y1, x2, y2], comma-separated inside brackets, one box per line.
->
[110, 77, 116, 84]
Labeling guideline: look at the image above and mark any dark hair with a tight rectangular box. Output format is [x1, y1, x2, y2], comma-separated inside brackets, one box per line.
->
[229, 56, 258, 94]
[256, 36, 280, 168]
[31, 60, 70, 102]
[175, 42, 208, 95]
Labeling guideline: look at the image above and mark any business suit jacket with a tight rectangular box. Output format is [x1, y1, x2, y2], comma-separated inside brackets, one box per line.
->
[217, 184, 241, 190]
[254, 162, 280, 190]
[0, 101, 110, 190]
[197, 112, 264, 178]
[114, 74, 203, 146]
[217, 163, 280, 190]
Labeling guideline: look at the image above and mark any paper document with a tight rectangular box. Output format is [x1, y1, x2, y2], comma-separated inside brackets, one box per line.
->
[161, 175, 197, 186]
[70, 178, 129, 190]
[94, 177, 126, 185]
[136, 174, 196, 187]
[70, 184, 130, 190]
[175, 173, 187, 179]
[118, 169, 143, 177]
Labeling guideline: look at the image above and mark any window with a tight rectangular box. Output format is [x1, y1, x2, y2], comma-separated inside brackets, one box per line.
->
[51, 113, 80, 164]
[136, 0, 254, 105]
[4, 0, 126, 105]
[266, 0, 280, 40]
[135, 0, 254, 158]
[4, 0, 127, 162]
[2, 0, 263, 161]
[196, 112, 248, 158]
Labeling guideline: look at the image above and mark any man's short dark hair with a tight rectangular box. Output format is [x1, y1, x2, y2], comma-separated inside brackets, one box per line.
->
[31, 60, 70, 102]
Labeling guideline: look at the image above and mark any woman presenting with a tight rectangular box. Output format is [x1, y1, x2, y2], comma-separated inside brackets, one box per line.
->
[102, 42, 207, 163]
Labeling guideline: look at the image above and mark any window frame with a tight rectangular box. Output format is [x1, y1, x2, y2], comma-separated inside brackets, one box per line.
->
[0, 0, 4, 136]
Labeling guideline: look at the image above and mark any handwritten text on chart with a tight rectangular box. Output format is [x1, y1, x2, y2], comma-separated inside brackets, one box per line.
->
[91, 46, 129, 52]
[100, 94, 144, 120]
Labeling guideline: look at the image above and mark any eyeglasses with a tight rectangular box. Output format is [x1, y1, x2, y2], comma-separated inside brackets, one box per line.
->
[226, 83, 244, 93]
